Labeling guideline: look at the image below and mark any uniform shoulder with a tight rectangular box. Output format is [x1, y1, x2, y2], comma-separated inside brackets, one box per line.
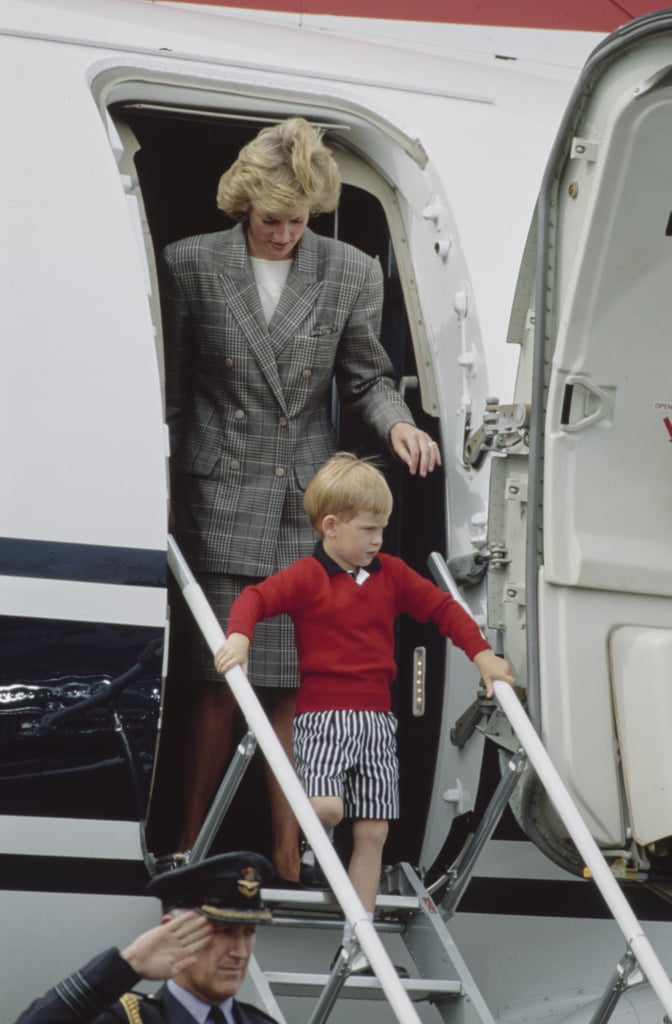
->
[103, 991, 162, 1024]
[116, 991, 147, 1023]
[236, 1000, 283, 1024]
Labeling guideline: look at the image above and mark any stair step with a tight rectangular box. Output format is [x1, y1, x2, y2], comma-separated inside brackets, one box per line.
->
[262, 887, 420, 915]
[265, 971, 463, 1001]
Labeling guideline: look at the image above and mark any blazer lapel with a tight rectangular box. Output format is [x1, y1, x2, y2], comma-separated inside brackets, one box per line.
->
[216, 229, 289, 416]
[267, 228, 323, 351]
[217, 226, 326, 415]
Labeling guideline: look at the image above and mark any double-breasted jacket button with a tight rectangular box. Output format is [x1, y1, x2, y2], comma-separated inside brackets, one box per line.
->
[278, 416, 288, 427]
[275, 467, 285, 477]
[230, 460, 241, 471]
[301, 368, 313, 379]
[234, 409, 245, 420]
[224, 357, 234, 368]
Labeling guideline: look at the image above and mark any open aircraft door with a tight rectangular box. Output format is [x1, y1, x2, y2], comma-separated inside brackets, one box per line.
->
[486, 10, 672, 884]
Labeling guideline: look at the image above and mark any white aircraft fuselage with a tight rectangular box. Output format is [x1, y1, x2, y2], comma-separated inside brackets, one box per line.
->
[3, 2, 672, 1022]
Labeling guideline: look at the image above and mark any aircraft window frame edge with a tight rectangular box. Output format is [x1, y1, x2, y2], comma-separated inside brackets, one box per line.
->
[332, 147, 440, 417]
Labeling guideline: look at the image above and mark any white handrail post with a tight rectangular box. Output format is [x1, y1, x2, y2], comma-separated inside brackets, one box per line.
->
[494, 680, 672, 1017]
[167, 536, 423, 1024]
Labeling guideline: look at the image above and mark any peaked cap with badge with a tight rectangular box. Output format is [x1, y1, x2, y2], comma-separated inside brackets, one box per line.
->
[147, 851, 274, 923]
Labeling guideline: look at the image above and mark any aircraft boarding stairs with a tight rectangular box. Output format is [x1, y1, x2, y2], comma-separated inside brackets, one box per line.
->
[166, 536, 672, 1024]
[257, 860, 492, 1024]
[187, 717, 502, 1024]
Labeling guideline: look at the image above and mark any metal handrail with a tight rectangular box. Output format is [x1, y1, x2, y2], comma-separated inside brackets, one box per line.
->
[494, 679, 672, 1017]
[167, 535, 423, 1024]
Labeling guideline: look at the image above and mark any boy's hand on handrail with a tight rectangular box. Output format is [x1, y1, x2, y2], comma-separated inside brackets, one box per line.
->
[214, 633, 250, 676]
[473, 650, 515, 698]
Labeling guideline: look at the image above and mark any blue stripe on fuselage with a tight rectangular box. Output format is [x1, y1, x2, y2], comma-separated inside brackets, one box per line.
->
[0, 538, 166, 587]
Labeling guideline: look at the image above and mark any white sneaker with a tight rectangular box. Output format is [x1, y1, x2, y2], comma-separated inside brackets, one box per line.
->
[330, 943, 410, 978]
[329, 943, 370, 974]
[347, 948, 370, 974]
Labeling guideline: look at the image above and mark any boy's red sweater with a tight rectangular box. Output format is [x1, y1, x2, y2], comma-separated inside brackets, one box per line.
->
[227, 552, 490, 713]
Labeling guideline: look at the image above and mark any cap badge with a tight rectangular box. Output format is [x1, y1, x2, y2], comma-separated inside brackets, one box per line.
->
[238, 866, 260, 900]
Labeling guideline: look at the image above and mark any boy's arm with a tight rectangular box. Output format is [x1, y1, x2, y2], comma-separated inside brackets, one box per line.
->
[394, 561, 515, 696]
[213, 560, 315, 675]
[214, 633, 250, 676]
[212, 579, 280, 677]
[212, 581, 277, 676]
[473, 649, 515, 698]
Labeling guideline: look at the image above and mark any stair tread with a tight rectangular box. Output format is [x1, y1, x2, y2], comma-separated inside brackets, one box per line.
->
[265, 970, 462, 1000]
[261, 887, 420, 912]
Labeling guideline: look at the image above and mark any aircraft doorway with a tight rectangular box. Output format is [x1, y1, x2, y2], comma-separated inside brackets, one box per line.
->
[111, 106, 446, 869]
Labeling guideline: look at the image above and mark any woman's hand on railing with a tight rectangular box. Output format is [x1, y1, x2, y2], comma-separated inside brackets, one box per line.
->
[214, 632, 250, 676]
[472, 650, 515, 698]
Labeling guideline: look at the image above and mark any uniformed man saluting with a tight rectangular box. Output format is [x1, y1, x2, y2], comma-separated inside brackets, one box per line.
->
[14, 852, 279, 1024]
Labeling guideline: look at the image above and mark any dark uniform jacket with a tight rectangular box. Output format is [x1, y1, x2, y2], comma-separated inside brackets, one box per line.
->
[14, 948, 280, 1024]
[161, 223, 414, 577]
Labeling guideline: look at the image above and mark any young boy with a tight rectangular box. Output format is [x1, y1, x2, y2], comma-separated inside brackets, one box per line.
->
[214, 452, 514, 968]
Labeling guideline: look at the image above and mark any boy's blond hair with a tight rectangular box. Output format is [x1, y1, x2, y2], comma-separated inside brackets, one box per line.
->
[303, 452, 393, 534]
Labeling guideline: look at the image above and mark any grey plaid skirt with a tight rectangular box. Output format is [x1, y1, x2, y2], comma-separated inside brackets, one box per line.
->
[192, 572, 299, 688]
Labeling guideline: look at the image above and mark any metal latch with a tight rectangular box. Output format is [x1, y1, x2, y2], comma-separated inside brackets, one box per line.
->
[450, 694, 496, 748]
[463, 397, 530, 467]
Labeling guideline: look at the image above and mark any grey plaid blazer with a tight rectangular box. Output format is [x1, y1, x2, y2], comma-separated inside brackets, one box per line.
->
[162, 223, 414, 577]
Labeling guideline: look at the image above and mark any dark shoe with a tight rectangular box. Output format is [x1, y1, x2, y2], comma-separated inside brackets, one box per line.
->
[272, 877, 304, 890]
[270, 863, 327, 890]
[300, 862, 328, 889]
[151, 851, 191, 874]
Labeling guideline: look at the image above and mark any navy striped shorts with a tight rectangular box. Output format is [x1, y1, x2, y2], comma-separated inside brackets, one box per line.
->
[293, 710, 400, 820]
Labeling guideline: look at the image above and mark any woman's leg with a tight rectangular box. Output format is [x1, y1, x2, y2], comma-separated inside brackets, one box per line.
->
[264, 686, 301, 882]
[177, 680, 237, 852]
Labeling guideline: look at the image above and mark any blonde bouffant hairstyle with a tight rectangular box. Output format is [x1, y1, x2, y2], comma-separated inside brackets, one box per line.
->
[304, 453, 393, 535]
[216, 117, 341, 221]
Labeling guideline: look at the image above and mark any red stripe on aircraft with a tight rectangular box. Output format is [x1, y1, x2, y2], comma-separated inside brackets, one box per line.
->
[164, 1, 654, 33]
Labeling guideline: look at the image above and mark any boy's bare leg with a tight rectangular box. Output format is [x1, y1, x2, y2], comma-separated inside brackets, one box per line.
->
[310, 795, 345, 832]
[348, 818, 389, 913]
[309, 799, 388, 912]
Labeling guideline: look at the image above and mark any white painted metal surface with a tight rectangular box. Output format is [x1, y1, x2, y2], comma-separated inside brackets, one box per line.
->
[611, 626, 672, 846]
[495, 680, 672, 1019]
[2, 4, 672, 1023]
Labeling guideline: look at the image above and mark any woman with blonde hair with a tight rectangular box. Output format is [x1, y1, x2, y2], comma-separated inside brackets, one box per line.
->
[162, 116, 440, 884]
[216, 116, 341, 220]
